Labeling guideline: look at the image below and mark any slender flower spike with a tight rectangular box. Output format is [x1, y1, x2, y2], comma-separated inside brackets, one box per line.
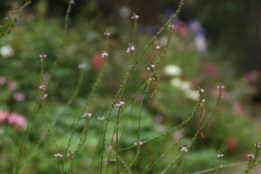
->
[180, 146, 188, 152]
[54, 153, 63, 157]
[98, 116, 105, 121]
[104, 32, 110, 36]
[247, 154, 255, 159]
[156, 46, 161, 50]
[107, 146, 112, 152]
[116, 101, 124, 107]
[82, 112, 92, 117]
[134, 141, 143, 146]
[101, 52, 108, 57]
[255, 142, 260, 148]
[43, 94, 48, 99]
[78, 64, 85, 69]
[217, 154, 224, 158]
[131, 14, 139, 19]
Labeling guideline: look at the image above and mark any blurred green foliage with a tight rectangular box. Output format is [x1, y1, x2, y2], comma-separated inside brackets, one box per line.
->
[0, 1, 260, 174]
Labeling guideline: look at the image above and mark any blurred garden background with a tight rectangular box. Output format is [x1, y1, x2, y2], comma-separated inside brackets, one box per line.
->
[0, 0, 261, 173]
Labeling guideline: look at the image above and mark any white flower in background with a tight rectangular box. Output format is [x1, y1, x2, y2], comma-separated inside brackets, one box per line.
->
[119, 6, 131, 18]
[180, 80, 192, 91]
[184, 90, 199, 101]
[158, 36, 168, 46]
[171, 78, 192, 91]
[163, 65, 182, 76]
[0, 45, 14, 58]
[170, 78, 182, 88]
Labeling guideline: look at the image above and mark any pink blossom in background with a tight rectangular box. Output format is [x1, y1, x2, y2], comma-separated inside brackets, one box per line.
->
[0, 77, 6, 85]
[242, 70, 259, 83]
[43, 73, 51, 86]
[13, 92, 25, 101]
[7, 81, 17, 90]
[210, 88, 227, 98]
[157, 125, 166, 132]
[173, 131, 183, 140]
[233, 102, 245, 115]
[226, 137, 237, 150]
[173, 21, 188, 36]
[140, 71, 150, 80]
[199, 62, 218, 77]
[8, 112, 26, 129]
[39, 131, 46, 139]
[91, 55, 104, 70]
[0, 110, 9, 123]
[154, 115, 164, 123]
[103, 160, 108, 166]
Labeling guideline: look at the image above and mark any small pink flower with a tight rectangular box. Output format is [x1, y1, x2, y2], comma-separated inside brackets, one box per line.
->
[13, 92, 25, 101]
[116, 101, 124, 107]
[217, 154, 224, 158]
[247, 154, 255, 159]
[131, 14, 139, 19]
[180, 146, 188, 152]
[156, 46, 161, 50]
[134, 140, 143, 146]
[82, 112, 92, 117]
[0, 77, 6, 85]
[7, 81, 17, 90]
[98, 116, 105, 121]
[54, 153, 63, 157]
[104, 32, 110, 36]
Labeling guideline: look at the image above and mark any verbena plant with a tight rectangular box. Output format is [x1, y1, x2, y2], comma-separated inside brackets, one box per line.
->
[0, 0, 260, 174]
